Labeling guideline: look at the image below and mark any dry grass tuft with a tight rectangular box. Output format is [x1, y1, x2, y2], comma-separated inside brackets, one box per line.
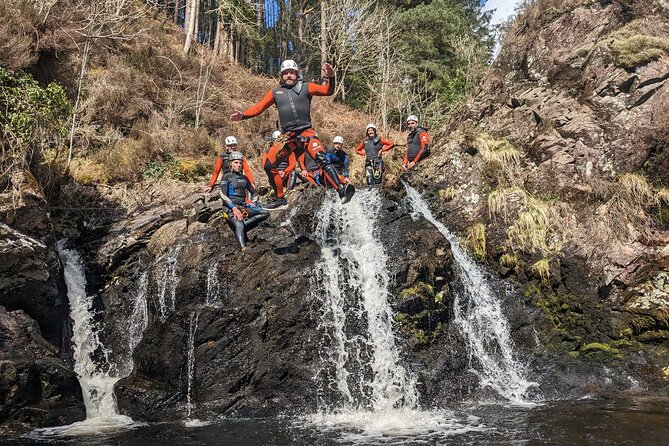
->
[465, 223, 487, 260]
[488, 186, 528, 222]
[499, 253, 518, 268]
[531, 258, 551, 287]
[475, 133, 523, 185]
[607, 19, 669, 70]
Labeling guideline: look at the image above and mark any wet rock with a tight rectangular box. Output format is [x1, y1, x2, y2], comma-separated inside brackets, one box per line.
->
[0, 307, 85, 432]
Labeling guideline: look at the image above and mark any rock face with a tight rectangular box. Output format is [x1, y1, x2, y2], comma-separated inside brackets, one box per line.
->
[69, 182, 460, 421]
[0, 175, 85, 432]
[0, 307, 84, 431]
[409, 0, 669, 392]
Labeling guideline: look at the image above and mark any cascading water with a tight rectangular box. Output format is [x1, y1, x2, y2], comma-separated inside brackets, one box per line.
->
[403, 183, 538, 403]
[29, 244, 135, 437]
[307, 190, 484, 441]
[155, 245, 182, 320]
[205, 265, 220, 307]
[186, 311, 200, 419]
[312, 189, 417, 412]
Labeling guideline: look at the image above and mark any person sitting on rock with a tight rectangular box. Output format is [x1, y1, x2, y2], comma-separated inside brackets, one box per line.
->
[261, 130, 297, 198]
[403, 115, 430, 171]
[355, 123, 394, 186]
[220, 151, 269, 251]
[327, 135, 349, 179]
[297, 150, 323, 187]
[203, 136, 255, 193]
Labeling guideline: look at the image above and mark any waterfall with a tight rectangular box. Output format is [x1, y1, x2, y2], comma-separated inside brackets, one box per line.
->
[205, 265, 220, 307]
[312, 189, 417, 413]
[185, 311, 200, 418]
[30, 244, 135, 437]
[155, 245, 182, 320]
[305, 190, 485, 440]
[403, 183, 538, 403]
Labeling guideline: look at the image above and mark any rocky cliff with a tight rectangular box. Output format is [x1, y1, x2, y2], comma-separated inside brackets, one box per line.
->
[409, 0, 669, 391]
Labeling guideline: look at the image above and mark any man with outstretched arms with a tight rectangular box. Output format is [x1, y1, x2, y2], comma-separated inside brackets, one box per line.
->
[355, 123, 394, 186]
[220, 151, 269, 251]
[230, 60, 355, 210]
[203, 135, 255, 193]
[403, 115, 430, 171]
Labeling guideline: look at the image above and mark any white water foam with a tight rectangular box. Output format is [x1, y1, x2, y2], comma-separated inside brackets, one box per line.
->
[28, 244, 136, 438]
[403, 183, 539, 403]
[305, 189, 486, 441]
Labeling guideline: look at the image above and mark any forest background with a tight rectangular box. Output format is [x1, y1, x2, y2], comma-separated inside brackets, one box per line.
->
[1, 0, 497, 198]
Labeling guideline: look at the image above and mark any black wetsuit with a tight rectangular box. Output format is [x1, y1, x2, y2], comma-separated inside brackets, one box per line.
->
[220, 170, 269, 249]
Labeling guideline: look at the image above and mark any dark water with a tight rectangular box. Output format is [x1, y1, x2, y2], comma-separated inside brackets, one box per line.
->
[4, 398, 669, 445]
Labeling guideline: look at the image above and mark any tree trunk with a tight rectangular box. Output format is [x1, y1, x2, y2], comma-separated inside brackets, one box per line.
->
[174, 0, 180, 25]
[320, 0, 327, 66]
[183, 0, 197, 52]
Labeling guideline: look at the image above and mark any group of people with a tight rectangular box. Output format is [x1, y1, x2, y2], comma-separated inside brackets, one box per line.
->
[203, 59, 431, 250]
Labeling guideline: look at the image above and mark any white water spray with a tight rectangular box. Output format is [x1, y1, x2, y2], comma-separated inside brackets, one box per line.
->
[205, 265, 220, 306]
[155, 245, 182, 319]
[30, 244, 135, 437]
[313, 189, 417, 412]
[186, 311, 200, 418]
[306, 190, 485, 441]
[403, 183, 538, 402]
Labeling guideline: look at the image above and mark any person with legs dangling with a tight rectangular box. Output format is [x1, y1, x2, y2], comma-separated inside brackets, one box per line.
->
[230, 59, 355, 210]
[220, 152, 269, 251]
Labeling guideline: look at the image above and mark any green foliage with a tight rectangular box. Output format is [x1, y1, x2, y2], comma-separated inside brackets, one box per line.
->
[0, 65, 71, 189]
[392, 0, 495, 115]
[142, 153, 207, 182]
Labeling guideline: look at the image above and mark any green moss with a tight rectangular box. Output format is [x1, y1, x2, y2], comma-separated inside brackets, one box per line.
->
[398, 282, 434, 300]
[568, 351, 580, 358]
[580, 342, 621, 355]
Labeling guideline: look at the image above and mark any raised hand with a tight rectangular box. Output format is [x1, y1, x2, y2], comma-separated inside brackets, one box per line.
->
[230, 111, 244, 122]
[322, 62, 335, 78]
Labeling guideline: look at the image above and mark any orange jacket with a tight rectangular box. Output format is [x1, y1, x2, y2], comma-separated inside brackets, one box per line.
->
[240, 79, 333, 121]
[208, 155, 254, 188]
[404, 130, 429, 164]
[355, 136, 394, 158]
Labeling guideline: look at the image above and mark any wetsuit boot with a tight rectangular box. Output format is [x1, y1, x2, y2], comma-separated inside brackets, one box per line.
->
[315, 152, 355, 203]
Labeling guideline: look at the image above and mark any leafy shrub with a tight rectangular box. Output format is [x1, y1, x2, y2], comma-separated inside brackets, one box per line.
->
[0, 65, 71, 191]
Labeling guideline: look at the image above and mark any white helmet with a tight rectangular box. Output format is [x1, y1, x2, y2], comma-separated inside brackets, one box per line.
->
[333, 136, 344, 144]
[224, 136, 238, 146]
[229, 151, 244, 161]
[280, 59, 299, 74]
[366, 123, 377, 131]
[406, 114, 419, 123]
[272, 130, 281, 139]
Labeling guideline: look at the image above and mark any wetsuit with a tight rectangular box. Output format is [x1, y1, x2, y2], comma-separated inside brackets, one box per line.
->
[326, 147, 349, 178]
[404, 127, 430, 165]
[208, 152, 255, 190]
[220, 170, 269, 250]
[261, 146, 297, 196]
[356, 135, 394, 185]
[298, 151, 322, 186]
[239, 78, 347, 199]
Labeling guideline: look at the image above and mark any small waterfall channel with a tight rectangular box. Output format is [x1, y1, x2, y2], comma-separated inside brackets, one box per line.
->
[403, 183, 538, 403]
[307, 189, 484, 441]
[30, 243, 140, 437]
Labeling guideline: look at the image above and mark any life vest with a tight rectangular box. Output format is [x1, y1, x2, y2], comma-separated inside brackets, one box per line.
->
[327, 149, 346, 170]
[363, 137, 383, 161]
[219, 153, 231, 174]
[407, 127, 429, 162]
[303, 152, 319, 172]
[222, 171, 252, 206]
[272, 81, 313, 132]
